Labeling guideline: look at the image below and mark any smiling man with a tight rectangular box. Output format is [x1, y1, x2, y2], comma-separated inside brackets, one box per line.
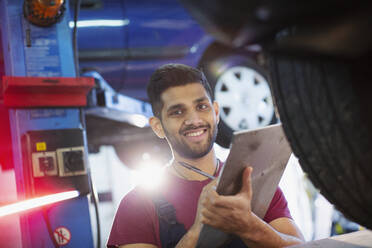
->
[107, 64, 304, 248]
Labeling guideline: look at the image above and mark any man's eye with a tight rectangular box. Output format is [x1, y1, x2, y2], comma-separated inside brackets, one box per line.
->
[197, 104, 209, 110]
[170, 110, 183, 116]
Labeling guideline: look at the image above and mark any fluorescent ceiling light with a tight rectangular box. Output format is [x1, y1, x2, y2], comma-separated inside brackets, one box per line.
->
[69, 19, 129, 28]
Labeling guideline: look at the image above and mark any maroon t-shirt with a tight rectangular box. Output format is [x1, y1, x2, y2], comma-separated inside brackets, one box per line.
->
[107, 167, 292, 247]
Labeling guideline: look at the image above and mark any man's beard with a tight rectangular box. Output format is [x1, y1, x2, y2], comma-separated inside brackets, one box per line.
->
[163, 123, 218, 159]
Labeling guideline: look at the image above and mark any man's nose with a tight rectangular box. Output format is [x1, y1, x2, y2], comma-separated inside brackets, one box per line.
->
[184, 111, 203, 126]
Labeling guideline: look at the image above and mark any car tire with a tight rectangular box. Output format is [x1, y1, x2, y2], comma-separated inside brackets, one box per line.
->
[268, 53, 372, 229]
[202, 53, 276, 148]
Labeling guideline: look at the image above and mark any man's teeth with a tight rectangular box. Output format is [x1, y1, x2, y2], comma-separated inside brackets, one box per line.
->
[186, 130, 204, 137]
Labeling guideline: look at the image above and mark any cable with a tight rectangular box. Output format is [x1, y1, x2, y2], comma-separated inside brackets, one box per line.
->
[177, 160, 220, 180]
[73, 1, 101, 244]
[89, 169, 101, 248]
[42, 207, 60, 248]
[73, 0, 81, 77]
[80, 105, 101, 247]
[72, 1, 100, 246]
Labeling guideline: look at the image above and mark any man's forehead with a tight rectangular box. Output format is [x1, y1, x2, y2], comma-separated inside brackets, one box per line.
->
[160, 83, 211, 109]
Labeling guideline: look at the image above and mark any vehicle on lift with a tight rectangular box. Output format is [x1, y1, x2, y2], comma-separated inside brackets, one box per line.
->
[73, 0, 277, 154]
[179, 0, 372, 230]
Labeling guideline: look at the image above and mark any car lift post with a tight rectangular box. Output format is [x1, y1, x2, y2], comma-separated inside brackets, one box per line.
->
[0, 0, 94, 247]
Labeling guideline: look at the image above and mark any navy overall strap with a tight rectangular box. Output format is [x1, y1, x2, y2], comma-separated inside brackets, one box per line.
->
[152, 195, 187, 248]
[227, 237, 249, 247]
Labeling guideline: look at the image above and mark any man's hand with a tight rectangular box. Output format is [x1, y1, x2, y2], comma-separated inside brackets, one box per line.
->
[200, 166, 254, 236]
[199, 166, 304, 247]
[175, 179, 217, 248]
[190, 178, 218, 234]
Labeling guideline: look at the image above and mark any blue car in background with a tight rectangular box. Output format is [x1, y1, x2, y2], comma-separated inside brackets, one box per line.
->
[75, 0, 276, 148]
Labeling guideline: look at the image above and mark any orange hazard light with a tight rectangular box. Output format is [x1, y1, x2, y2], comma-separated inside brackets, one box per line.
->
[24, 0, 66, 27]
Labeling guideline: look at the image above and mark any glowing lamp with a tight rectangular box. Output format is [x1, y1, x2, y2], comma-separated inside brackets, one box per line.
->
[0, 190, 79, 217]
[23, 0, 66, 27]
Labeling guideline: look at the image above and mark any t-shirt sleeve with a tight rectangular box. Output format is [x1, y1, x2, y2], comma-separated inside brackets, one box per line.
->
[107, 189, 160, 247]
[263, 187, 292, 223]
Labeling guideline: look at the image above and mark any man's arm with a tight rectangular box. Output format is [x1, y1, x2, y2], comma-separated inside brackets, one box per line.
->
[201, 167, 305, 248]
[117, 228, 200, 248]
[237, 215, 304, 247]
[119, 244, 157, 248]
[174, 226, 201, 248]
[118, 179, 217, 248]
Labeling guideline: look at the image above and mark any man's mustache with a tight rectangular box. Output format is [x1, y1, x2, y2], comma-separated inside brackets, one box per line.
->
[179, 124, 211, 134]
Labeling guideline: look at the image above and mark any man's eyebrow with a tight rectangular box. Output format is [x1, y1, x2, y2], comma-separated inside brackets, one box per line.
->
[194, 96, 209, 103]
[166, 103, 184, 112]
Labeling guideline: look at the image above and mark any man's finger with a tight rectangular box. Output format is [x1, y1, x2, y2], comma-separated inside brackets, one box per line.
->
[209, 193, 245, 209]
[239, 166, 253, 198]
[203, 191, 232, 209]
[202, 200, 235, 218]
[201, 208, 230, 228]
[203, 179, 217, 192]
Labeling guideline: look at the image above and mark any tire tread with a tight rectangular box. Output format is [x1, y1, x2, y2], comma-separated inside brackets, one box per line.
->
[268, 53, 372, 228]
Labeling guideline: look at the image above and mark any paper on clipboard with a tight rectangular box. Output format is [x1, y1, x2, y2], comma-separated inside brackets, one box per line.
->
[196, 123, 292, 248]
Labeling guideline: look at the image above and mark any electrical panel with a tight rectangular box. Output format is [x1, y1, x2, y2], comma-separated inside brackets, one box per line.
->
[23, 129, 90, 196]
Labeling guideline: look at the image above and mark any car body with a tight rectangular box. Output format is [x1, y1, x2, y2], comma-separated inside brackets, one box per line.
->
[76, 0, 213, 100]
[76, 0, 276, 149]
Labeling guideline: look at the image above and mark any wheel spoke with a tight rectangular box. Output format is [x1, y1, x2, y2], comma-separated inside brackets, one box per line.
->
[223, 106, 246, 130]
[257, 99, 274, 120]
[240, 67, 255, 90]
[215, 90, 239, 107]
[246, 112, 259, 129]
[219, 69, 242, 93]
[254, 79, 271, 100]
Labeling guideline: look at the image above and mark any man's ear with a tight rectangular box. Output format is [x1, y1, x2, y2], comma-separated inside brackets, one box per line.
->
[149, 116, 166, 139]
[213, 101, 220, 124]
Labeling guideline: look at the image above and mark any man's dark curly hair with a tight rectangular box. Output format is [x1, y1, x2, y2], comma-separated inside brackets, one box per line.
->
[147, 63, 213, 119]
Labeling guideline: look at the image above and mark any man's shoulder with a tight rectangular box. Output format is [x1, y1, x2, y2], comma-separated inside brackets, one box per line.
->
[117, 170, 186, 211]
[118, 186, 166, 209]
[108, 187, 162, 247]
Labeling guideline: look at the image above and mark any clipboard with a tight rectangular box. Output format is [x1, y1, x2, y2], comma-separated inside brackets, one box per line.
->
[196, 123, 292, 247]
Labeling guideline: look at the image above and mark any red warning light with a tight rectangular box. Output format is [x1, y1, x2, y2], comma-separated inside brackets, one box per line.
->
[0, 190, 79, 217]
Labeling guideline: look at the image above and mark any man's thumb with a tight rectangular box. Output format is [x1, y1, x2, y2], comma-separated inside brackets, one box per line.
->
[240, 166, 253, 197]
